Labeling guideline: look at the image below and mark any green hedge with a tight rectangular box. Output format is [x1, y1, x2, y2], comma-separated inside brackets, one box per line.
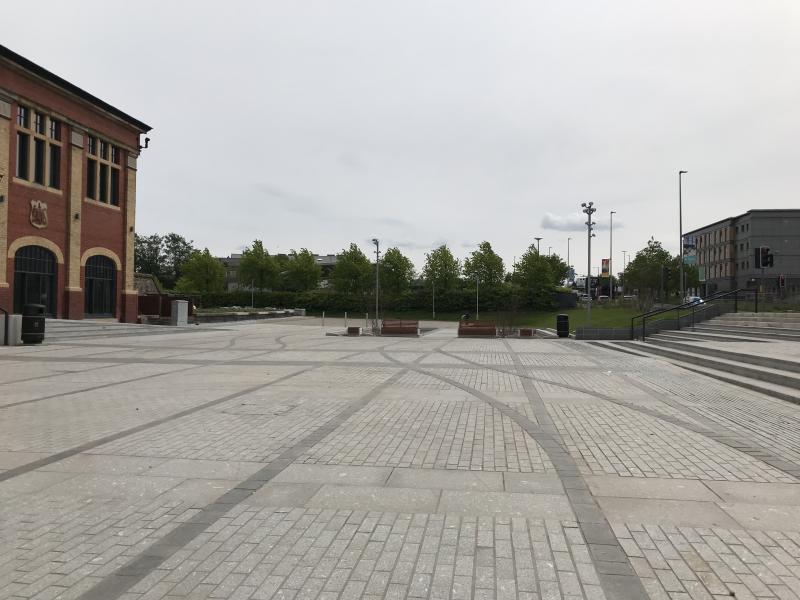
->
[194, 285, 566, 313]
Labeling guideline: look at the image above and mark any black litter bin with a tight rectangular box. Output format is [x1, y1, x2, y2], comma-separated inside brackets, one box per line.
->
[556, 314, 569, 338]
[22, 304, 45, 344]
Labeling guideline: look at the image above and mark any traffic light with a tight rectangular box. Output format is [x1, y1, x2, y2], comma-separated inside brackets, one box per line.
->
[755, 246, 774, 268]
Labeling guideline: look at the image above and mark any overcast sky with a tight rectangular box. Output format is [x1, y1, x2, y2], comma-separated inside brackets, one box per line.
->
[6, 1, 799, 275]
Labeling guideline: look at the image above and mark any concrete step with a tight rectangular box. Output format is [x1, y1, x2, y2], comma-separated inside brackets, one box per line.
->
[695, 324, 800, 341]
[644, 336, 800, 374]
[717, 312, 800, 322]
[592, 341, 800, 405]
[711, 319, 800, 330]
[647, 330, 769, 343]
[616, 341, 800, 391]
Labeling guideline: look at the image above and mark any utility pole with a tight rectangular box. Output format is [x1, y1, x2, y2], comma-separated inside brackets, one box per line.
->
[622, 250, 628, 295]
[609, 211, 616, 300]
[432, 281, 435, 320]
[679, 170, 688, 301]
[534, 237, 542, 254]
[372, 238, 380, 333]
[581, 202, 597, 325]
[567, 238, 572, 273]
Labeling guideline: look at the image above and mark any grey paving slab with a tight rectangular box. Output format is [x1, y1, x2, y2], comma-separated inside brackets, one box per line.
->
[39, 453, 170, 475]
[720, 502, 800, 530]
[704, 480, 800, 505]
[306, 484, 441, 512]
[438, 490, 575, 519]
[244, 482, 322, 507]
[41, 473, 185, 500]
[0, 470, 77, 498]
[272, 463, 393, 486]
[147, 458, 264, 480]
[504, 472, 565, 494]
[386, 467, 504, 491]
[0, 451, 50, 470]
[597, 496, 741, 528]
[584, 475, 722, 501]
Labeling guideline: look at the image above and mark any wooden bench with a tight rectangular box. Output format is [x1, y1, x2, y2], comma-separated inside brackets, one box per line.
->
[458, 320, 497, 337]
[347, 326, 362, 336]
[519, 328, 534, 338]
[381, 319, 419, 336]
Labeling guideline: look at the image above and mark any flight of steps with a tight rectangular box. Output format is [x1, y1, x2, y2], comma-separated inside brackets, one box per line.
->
[693, 312, 800, 341]
[593, 312, 800, 404]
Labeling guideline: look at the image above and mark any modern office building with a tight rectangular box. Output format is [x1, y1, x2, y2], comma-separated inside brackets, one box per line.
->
[0, 45, 151, 321]
[684, 209, 800, 296]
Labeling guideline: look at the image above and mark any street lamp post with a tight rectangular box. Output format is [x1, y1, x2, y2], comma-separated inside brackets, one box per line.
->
[609, 211, 616, 301]
[581, 202, 597, 325]
[621, 250, 628, 295]
[567, 237, 572, 279]
[372, 238, 380, 333]
[432, 281, 435, 320]
[534, 237, 543, 254]
[679, 170, 688, 302]
[548, 246, 552, 256]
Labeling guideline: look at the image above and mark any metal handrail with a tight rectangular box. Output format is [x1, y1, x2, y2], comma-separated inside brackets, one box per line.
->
[631, 288, 748, 341]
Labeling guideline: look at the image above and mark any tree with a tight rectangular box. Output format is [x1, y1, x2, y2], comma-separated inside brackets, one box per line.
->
[623, 237, 670, 294]
[239, 240, 278, 291]
[543, 253, 570, 286]
[422, 245, 461, 291]
[134, 233, 164, 281]
[380, 247, 415, 296]
[332, 243, 372, 295]
[162, 233, 196, 288]
[463, 242, 505, 288]
[513, 245, 562, 289]
[175, 249, 226, 293]
[134, 232, 196, 289]
[283, 249, 322, 291]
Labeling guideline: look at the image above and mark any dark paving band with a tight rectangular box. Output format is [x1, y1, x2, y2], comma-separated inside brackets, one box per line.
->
[75, 368, 408, 600]
[412, 355, 649, 600]
[0, 367, 314, 483]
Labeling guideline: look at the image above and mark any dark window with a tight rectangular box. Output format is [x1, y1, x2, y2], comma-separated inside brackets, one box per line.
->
[49, 145, 61, 188]
[49, 119, 61, 140]
[84, 255, 117, 316]
[110, 169, 119, 205]
[87, 159, 97, 199]
[111, 146, 120, 164]
[88, 136, 97, 155]
[13, 245, 57, 316]
[99, 164, 108, 202]
[100, 141, 108, 160]
[34, 112, 45, 134]
[17, 105, 29, 128]
[34, 138, 46, 184]
[16, 132, 30, 179]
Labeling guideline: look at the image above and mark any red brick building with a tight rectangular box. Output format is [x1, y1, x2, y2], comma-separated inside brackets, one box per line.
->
[0, 45, 151, 322]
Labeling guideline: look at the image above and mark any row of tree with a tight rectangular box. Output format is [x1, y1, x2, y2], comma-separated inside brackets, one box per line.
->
[134, 232, 699, 307]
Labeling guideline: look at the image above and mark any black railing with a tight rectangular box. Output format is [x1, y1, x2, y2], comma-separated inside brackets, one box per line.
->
[0, 307, 7, 346]
[631, 288, 748, 341]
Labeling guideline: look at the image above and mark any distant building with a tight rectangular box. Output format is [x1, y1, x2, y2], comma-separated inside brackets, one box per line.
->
[0, 45, 151, 321]
[216, 252, 337, 290]
[684, 209, 800, 296]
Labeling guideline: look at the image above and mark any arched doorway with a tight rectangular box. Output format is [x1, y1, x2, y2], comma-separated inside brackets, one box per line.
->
[84, 255, 116, 317]
[13, 245, 57, 316]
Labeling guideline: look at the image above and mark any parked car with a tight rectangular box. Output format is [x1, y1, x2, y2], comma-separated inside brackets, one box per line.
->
[597, 295, 610, 302]
[684, 295, 704, 306]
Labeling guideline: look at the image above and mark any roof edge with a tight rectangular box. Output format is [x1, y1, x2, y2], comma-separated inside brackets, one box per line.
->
[0, 44, 152, 133]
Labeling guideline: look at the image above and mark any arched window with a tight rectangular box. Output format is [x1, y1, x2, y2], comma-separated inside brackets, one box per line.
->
[14, 245, 57, 315]
[84, 255, 116, 316]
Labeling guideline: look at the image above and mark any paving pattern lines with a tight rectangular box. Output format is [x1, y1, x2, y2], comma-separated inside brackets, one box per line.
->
[0, 494, 200, 600]
[628, 368, 800, 466]
[104, 509, 610, 600]
[546, 400, 794, 482]
[66, 369, 407, 600]
[612, 522, 800, 599]
[434, 345, 800, 482]
[0, 366, 316, 483]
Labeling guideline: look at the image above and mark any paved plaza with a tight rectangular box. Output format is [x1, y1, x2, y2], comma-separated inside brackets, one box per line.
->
[1, 318, 800, 600]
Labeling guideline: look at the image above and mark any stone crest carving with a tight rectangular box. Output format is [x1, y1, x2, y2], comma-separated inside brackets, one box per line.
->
[30, 200, 48, 229]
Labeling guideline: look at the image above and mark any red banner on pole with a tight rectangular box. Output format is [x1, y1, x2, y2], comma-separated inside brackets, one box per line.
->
[601, 258, 609, 277]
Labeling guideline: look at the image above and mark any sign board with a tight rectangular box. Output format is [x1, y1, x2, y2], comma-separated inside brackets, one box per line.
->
[601, 259, 609, 277]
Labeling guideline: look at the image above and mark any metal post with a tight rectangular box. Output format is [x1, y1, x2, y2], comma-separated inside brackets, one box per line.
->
[755, 287, 759, 313]
[581, 202, 597, 326]
[535, 237, 542, 254]
[679, 170, 688, 302]
[251, 280, 254, 309]
[734, 291, 738, 313]
[372, 238, 380, 334]
[567, 238, 571, 275]
[432, 281, 436, 320]
[610, 211, 615, 301]
[322, 310, 325, 331]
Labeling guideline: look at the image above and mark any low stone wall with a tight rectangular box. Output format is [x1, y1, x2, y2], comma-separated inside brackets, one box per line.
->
[195, 309, 304, 324]
[574, 327, 633, 340]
